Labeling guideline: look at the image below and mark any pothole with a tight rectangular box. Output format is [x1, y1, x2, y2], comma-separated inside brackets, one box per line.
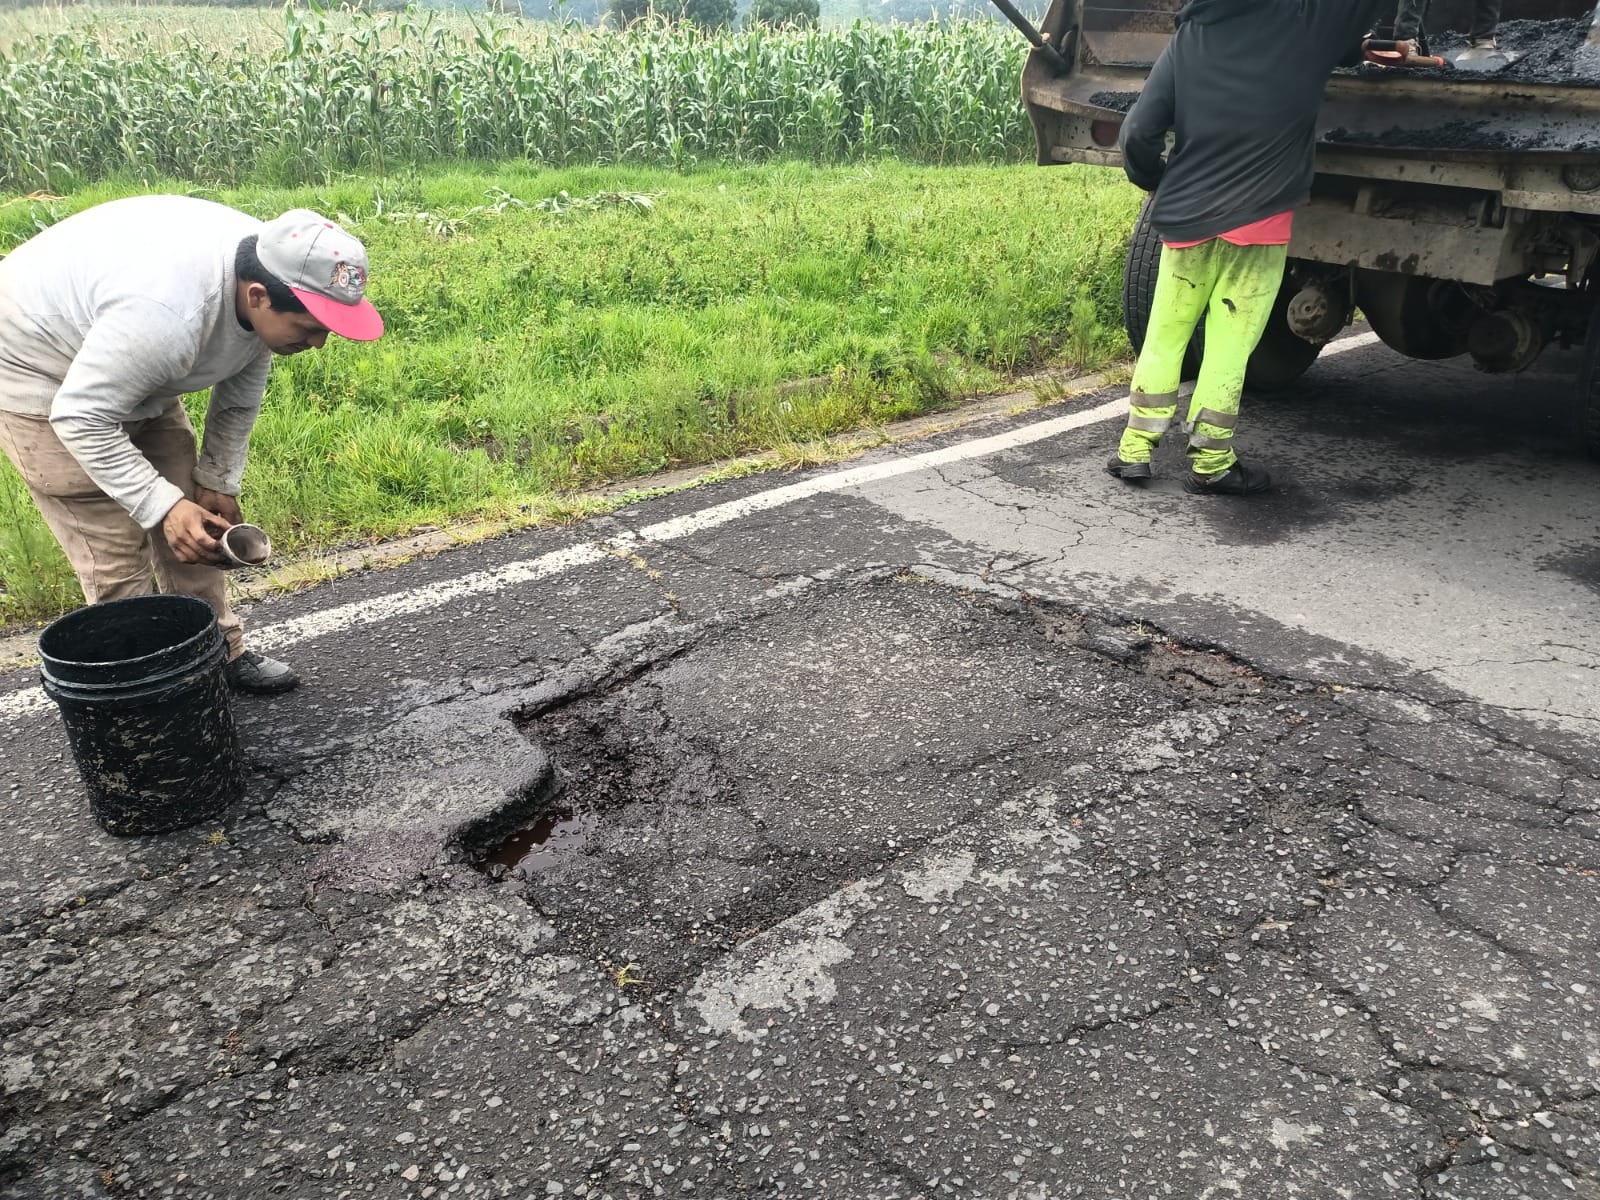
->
[1045, 615, 1271, 699]
[445, 576, 1313, 991]
[476, 806, 599, 880]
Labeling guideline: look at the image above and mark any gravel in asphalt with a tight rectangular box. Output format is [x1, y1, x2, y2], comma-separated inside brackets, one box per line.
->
[3, 567, 1597, 1198]
[2, 332, 1597, 1198]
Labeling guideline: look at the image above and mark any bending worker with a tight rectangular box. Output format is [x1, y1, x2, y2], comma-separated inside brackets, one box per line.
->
[1106, 0, 1390, 495]
[0, 198, 384, 693]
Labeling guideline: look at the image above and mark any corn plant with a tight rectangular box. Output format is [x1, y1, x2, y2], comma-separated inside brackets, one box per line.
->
[0, 5, 1031, 190]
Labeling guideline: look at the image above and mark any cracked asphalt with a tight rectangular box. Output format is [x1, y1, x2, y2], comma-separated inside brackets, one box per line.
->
[1, 334, 1598, 1199]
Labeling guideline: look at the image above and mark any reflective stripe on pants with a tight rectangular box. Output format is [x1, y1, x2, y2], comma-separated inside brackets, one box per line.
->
[1118, 240, 1287, 475]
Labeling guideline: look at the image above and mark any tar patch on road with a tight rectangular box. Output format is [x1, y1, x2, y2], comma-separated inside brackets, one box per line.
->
[1543, 542, 1600, 595]
[1192, 471, 1422, 546]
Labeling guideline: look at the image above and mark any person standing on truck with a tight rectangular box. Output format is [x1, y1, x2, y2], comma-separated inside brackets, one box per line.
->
[1393, 0, 1502, 51]
[1106, 0, 1391, 495]
[0, 198, 384, 693]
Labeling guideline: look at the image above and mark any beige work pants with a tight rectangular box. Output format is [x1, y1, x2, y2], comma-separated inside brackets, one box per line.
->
[0, 405, 244, 659]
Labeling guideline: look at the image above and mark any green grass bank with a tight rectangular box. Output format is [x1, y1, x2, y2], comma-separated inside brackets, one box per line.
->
[0, 160, 1141, 624]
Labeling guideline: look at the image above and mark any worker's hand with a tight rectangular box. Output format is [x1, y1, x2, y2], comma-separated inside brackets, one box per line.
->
[162, 498, 229, 565]
[194, 485, 243, 527]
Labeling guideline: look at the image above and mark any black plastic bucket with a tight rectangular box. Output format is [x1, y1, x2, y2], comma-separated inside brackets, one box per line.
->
[38, 595, 244, 836]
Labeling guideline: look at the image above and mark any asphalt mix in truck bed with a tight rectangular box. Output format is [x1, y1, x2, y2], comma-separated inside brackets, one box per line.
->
[1097, 19, 1600, 153]
[1327, 18, 1600, 85]
[1429, 17, 1600, 85]
[1088, 90, 1139, 113]
[1321, 116, 1600, 153]
[1093, 18, 1599, 126]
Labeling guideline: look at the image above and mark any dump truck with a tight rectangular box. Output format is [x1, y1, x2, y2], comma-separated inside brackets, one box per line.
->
[994, 0, 1600, 456]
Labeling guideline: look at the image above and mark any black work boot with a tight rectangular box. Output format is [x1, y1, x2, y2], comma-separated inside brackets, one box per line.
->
[1183, 458, 1272, 496]
[225, 651, 300, 695]
[1106, 456, 1153, 482]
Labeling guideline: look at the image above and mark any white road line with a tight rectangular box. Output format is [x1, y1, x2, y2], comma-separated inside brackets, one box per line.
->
[249, 389, 1137, 649]
[1, 331, 1384, 724]
[249, 542, 611, 653]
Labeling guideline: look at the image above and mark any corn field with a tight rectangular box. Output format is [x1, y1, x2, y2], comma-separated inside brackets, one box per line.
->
[0, 6, 1033, 191]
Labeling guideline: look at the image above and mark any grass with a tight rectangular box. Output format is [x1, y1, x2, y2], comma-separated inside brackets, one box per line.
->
[0, 4, 1032, 192]
[0, 159, 1140, 625]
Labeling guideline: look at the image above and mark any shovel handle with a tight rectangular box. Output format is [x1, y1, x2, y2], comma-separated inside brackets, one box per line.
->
[985, 0, 1071, 73]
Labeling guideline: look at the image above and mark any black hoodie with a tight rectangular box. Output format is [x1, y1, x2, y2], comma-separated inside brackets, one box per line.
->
[1119, 0, 1389, 244]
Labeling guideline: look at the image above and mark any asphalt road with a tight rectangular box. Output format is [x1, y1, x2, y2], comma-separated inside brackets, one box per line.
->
[1, 331, 1597, 1199]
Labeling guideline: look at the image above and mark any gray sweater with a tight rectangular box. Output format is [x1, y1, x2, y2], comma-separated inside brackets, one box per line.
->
[0, 196, 272, 529]
[1119, 0, 1390, 244]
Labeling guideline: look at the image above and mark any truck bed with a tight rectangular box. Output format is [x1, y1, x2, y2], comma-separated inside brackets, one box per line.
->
[1024, 0, 1600, 170]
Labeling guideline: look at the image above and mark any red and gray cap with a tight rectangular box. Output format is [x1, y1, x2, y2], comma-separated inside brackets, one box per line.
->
[257, 209, 384, 342]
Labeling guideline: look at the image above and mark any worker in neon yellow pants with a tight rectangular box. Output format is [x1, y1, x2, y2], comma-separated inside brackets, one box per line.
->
[1104, 0, 1390, 494]
[1108, 240, 1286, 494]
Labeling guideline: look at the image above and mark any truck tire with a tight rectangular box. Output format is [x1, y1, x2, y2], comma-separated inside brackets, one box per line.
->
[1356, 271, 1471, 361]
[1582, 297, 1600, 461]
[1245, 281, 1324, 393]
[1122, 198, 1201, 380]
[1120, 198, 1319, 392]
[1121, 198, 1163, 358]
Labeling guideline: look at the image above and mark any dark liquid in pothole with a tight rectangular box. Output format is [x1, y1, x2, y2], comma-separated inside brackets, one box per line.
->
[478, 807, 597, 877]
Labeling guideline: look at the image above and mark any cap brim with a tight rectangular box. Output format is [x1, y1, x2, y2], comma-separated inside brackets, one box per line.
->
[292, 288, 385, 342]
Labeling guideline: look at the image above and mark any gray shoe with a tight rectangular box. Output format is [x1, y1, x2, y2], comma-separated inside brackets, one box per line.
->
[225, 651, 300, 695]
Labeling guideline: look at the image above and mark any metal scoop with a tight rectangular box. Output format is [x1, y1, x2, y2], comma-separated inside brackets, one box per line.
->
[219, 523, 272, 569]
[1447, 45, 1520, 73]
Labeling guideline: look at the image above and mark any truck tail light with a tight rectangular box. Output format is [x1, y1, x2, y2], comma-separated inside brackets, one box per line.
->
[1090, 120, 1121, 148]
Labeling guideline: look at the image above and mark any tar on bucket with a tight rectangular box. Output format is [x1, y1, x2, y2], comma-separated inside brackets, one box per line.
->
[37, 594, 244, 836]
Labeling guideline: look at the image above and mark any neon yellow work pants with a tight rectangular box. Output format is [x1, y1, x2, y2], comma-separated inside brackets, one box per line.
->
[1118, 241, 1287, 476]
